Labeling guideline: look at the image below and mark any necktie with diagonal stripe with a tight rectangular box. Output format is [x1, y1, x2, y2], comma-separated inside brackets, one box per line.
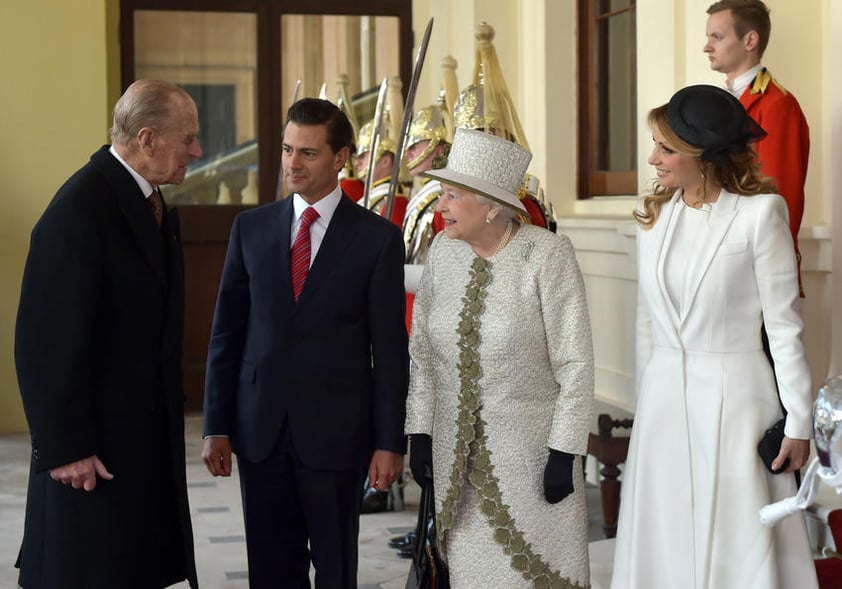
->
[290, 207, 319, 302]
[148, 188, 163, 227]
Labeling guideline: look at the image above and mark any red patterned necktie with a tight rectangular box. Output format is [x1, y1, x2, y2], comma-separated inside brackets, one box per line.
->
[148, 189, 163, 227]
[290, 207, 320, 302]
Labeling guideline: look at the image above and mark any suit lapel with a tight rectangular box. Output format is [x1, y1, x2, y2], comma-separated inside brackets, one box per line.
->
[276, 198, 295, 304]
[91, 148, 166, 282]
[653, 194, 682, 328]
[679, 190, 739, 324]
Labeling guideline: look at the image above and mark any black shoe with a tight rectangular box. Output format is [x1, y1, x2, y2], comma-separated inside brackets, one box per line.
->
[397, 543, 414, 559]
[360, 485, 391, 514]
[388, 530, 416, 549]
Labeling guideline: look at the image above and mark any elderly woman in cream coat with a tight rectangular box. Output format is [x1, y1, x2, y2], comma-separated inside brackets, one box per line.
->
[405, 128, 594, 589]
[611, 85, 817, 589]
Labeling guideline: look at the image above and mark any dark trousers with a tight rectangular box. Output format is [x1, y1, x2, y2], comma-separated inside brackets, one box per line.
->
[237, 424, 367, 589]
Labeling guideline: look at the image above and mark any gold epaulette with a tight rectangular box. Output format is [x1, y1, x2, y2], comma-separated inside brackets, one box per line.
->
[370, 176, 405, 194]
[751, 68, 789, 96]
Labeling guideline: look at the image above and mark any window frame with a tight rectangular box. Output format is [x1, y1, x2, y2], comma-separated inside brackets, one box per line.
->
[577, 0, 637, 198]
[119, 0, 413, 205]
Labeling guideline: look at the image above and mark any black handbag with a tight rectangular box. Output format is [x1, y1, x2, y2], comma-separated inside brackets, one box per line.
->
[405, 481, 450, 589]
[758, 417, 790, 474]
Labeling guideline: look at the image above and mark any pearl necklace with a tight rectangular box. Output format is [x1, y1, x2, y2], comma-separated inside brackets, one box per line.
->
[492, 220, 513, 256]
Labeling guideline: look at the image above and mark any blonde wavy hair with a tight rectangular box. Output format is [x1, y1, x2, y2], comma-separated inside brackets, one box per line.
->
[634, 104, 777, 229]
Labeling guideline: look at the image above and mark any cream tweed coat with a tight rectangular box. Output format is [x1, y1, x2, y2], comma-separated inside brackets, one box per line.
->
[405, 224, 594, 589]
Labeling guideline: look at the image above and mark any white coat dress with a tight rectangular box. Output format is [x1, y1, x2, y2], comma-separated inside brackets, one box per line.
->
[610, 190, 818, 589]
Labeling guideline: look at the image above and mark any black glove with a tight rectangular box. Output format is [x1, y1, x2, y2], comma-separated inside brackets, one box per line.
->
[543, 449, 575, 504]
[409, 434, 433, 484]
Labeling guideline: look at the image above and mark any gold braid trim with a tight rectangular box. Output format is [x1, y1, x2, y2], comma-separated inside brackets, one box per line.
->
[437, 257, 586, 589]
[403, 188, 441, 250]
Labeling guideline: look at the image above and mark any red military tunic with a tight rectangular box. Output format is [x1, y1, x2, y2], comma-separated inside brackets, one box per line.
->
[358, 176, 407, 228]
[740, 68, 810, 293]
[340, 177, 364, 202]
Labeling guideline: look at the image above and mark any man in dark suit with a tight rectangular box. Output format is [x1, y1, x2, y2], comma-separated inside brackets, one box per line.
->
[202, 98, 409, 588]
[14, 79, 202, 589]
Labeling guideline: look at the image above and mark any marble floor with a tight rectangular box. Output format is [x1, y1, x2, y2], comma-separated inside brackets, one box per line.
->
[0, 413, 606, 589]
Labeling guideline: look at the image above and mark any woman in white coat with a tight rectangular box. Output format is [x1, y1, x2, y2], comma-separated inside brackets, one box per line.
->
[610, 85, 818, 589]
[405, 128, 594, 588]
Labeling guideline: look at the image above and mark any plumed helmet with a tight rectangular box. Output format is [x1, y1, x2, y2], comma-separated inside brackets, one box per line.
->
[405, 102, 452, 171]
[453, 22, 530, 151]
[335, 73, 360, 145]
[354, 109, 396, 177]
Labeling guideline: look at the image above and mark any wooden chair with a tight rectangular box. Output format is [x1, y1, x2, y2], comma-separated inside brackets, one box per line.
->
[587, 413, 633, 539]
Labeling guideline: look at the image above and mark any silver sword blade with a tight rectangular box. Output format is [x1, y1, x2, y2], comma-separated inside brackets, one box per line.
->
[362, 77, 390, 209]
[385, 17, 434, 220]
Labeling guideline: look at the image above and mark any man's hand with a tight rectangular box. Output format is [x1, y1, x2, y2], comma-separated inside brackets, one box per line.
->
[202, 437, 233, 477]
[49, 455, 113, 491]
[368, 450, 404, 492]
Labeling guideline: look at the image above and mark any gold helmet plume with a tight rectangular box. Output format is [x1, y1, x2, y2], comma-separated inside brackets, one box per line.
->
[454, 22, 530, 151]
[335, 74, 360, 144]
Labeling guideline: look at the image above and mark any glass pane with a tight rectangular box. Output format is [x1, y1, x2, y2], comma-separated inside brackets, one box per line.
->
[134, 10, 258, 205]
[280, 14, 399, 134]
[593, 2, 636, 173]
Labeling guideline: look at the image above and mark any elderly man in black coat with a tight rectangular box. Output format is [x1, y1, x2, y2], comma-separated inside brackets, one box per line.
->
[14, 79, 202, 589]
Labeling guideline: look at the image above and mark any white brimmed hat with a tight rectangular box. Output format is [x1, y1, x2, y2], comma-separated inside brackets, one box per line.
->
[422, 127, 531, 214]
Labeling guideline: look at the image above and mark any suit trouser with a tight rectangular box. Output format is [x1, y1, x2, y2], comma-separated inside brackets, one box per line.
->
[237, 424, 367, 589]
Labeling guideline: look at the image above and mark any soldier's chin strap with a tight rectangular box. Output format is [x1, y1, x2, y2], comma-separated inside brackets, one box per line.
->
[759, 458, 842, 527]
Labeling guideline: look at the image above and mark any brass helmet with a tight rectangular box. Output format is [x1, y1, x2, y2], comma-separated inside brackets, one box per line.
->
[453, 22, 530, 151]
[405, 100, 452, 172]
[354, 108, 396, 177]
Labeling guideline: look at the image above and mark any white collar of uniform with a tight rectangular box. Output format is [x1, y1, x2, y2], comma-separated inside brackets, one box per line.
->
[727, 64, 763, 98]
[109, 144, 156, 198]
[292, 184, 342, 226]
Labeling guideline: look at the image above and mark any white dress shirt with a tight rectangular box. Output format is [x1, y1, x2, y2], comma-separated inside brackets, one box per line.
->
[291, 186, 342, 267]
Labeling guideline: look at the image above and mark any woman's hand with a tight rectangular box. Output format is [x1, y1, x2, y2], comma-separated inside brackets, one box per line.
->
[544, 449, 575, 503]
[409, 434, 433, 484]
[773, 436, 810, 473]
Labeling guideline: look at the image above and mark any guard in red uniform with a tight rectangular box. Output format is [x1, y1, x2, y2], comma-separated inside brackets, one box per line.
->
[705, 0, 809, 294]
[354, 113, 407, 228]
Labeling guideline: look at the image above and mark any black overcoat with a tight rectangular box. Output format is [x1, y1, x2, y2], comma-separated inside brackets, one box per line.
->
[14, 145, 198, 589]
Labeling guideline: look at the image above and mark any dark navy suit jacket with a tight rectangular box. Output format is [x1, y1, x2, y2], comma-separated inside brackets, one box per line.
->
[203, 193, 409, 471]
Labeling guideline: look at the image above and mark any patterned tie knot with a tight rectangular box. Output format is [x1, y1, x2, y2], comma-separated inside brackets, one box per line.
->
[290, 207, 320, 302]
[300, 206, 319, 230]
[148, 189, 163, 227]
